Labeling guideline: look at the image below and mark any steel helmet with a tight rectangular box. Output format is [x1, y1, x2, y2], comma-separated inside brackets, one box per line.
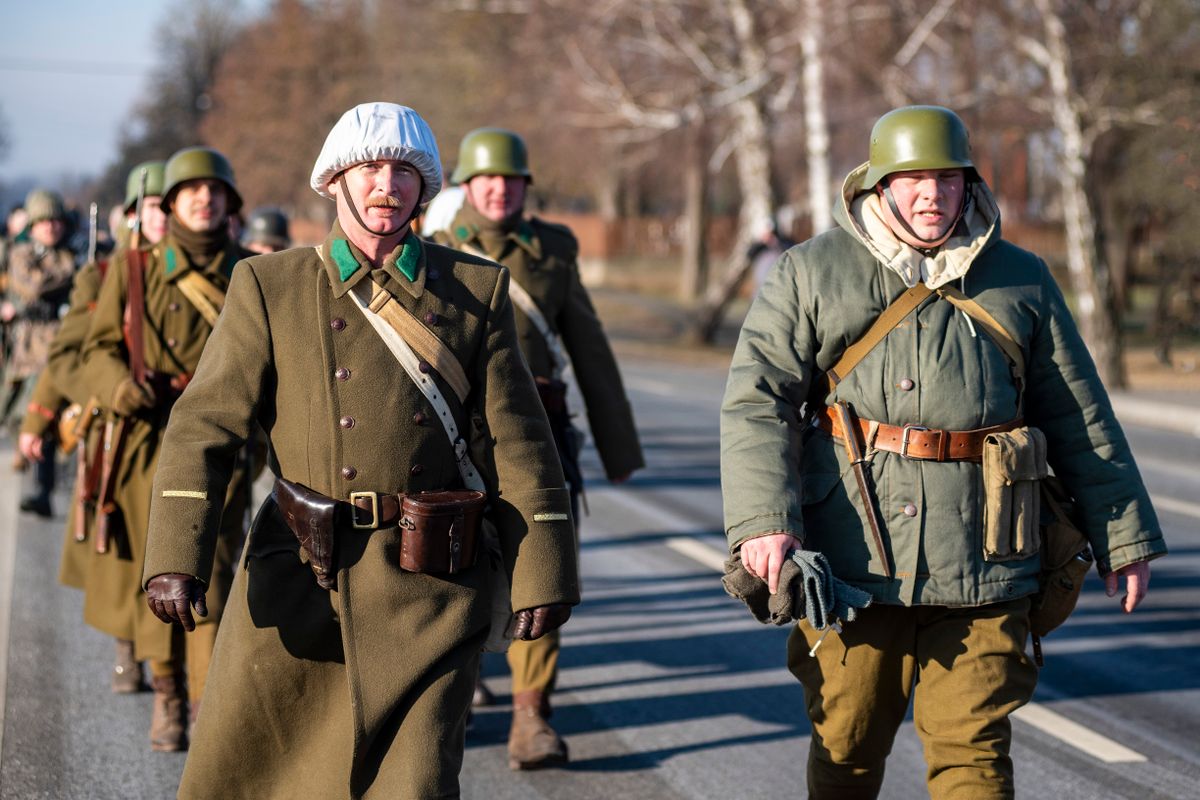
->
[862, 106, 974, 190]
[244, 206, 291, 249]
[161, 146, 243, 213]
[24, 189, 66, 223]
[123, 161, 167, 212]
[450, 128, 532, 185]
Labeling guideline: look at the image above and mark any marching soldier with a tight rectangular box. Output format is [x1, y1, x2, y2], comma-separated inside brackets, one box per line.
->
[141, 102, 578, 799]
[81, 148, 252, 750]
[432, 127, 643, 770]
[242, 206, 291, 254]
[19, 162, 167, 697]
[3, 189, 76, 515]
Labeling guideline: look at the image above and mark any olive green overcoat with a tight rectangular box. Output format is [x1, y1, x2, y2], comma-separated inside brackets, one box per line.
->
[722, 165, 1166, 608]
[81, 234, 249, 659]
[143, 223, 579, 800]
[434, 211, 643, 480]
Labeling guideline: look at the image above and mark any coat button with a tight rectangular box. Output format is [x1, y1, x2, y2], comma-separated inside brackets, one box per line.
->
[335, 367, 350, 381]
[331, 318, 346, 331]
[413, 412, 427, 426]
[339, 416, 354, 429]
[423, 311, 439, 326]
[902, 503, 918, 517]
[428, 268, 440, 280]
[168, 302, 180, 312]
[418, 361, 431, 374]
[899, 378, 914, 391]
[410, 464, 425, 476]
[341, 466, 357, 480]
[166, 338, 178, 348]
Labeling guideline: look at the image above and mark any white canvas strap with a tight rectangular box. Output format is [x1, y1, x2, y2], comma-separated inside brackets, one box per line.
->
[460, 242, 568, 380]
[348, 280, 485, 492]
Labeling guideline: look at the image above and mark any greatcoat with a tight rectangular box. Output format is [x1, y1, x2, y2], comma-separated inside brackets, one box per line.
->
[81, 234, 249, 659]
[143, 222, 579, 799]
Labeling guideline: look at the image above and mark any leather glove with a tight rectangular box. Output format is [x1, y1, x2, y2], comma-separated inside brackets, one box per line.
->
[112, 377, 156, 416]
[507, 603, 572, 641]
[146, 573, 207, 632]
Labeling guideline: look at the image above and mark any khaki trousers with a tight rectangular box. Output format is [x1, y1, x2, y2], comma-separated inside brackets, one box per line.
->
[146, 621, 220, 705]
[786, 598, 1038, 800]
[507, 629, 560, 695]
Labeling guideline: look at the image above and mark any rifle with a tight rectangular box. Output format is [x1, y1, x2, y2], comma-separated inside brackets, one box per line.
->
[71, 400, 104, 542]
[95, 170, 149, 554]
[86, 202, 98, 267]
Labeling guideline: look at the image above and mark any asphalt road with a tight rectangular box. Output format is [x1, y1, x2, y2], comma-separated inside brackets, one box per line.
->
[2, 354, 1198, 799]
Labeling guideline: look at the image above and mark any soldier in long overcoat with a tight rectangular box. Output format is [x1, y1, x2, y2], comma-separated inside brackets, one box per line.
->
[721, 106, 1167, 798]
[432, 127, 643, 769]
[142, 102, 579, 800]
[21, 162, 168, 695]
[3, 189, 76, 514]
[81, 148, 251, 750]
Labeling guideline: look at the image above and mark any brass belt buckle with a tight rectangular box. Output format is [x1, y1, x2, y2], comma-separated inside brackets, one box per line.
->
[900, 425, 929, 459]
[349, 491, 379, 529]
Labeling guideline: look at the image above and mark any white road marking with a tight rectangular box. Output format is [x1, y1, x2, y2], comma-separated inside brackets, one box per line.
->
[634, 507, 1152, 766]
[1012, 704, 1147, 763]
[0, 448, 21, 758]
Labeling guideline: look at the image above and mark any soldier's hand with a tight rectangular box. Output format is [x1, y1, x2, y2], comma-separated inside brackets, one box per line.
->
[18, 432, 44, 462]
[508, 603, 572, 641]
[146, 573, 208, 632]
[112, 377, 156, 416]
[0, 301, 15, 322]
[740, 532, 803, 595]
[1105, 560, 1151, 613]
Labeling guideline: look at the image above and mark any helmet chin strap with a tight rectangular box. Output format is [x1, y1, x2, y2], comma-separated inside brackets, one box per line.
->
[338, 173, 416, 239]
[881, 180, 967, 247]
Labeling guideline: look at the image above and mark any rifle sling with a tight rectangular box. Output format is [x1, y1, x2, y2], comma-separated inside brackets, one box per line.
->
[175, 271, 226, 327]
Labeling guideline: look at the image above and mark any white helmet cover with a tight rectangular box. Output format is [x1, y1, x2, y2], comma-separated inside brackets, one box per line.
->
[310, 102, 443, 204]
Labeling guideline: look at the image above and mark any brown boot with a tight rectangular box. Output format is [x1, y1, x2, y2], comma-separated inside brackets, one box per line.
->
[508, 690, 568, 770]
[111, 639, 145, 694]
[149, 674, 188, 752]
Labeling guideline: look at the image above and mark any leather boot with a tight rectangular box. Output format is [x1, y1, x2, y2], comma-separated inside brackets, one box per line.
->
[149, 674, 188, 752]
[508, 690, 568, 770]
[111, 639, 145, 694]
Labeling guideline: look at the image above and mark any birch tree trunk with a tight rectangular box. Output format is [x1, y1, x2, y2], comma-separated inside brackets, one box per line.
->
[802, 0, 832, 233]
[680, 118, 710, 301]
[1034, 0, 1126, 387]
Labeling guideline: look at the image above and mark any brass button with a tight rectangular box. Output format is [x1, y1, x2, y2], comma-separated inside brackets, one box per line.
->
[335, 367, 350, 381]
[410, 464, 425, 476]
[903, 503, 918, 517]
[413, 412, 427, 426]
[899, 378, 914, 391]
[331, 318, 346, 331]
[423, 311, 439, 326]
[418, 361, 431, 374]
[341, 466, 357, 480]
[339, 416, 354, 429]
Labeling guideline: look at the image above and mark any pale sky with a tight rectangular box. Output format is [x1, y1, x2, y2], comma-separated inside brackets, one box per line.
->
[0, 1, 265, 186]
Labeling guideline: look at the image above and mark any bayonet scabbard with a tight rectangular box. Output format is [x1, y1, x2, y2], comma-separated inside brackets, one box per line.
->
[833, 401, 893, 579]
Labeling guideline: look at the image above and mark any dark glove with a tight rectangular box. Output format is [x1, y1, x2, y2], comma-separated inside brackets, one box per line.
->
[146, 573, 207, 632]
[507, 603, 572, 641]
[112, 377, 155, 416]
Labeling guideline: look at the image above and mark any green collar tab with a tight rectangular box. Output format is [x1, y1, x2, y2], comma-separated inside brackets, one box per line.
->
[332, 233, 422, 283]
[165, 247, 179, 275]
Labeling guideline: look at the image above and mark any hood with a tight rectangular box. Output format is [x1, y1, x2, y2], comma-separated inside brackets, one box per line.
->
[833, 161, 1002, 289]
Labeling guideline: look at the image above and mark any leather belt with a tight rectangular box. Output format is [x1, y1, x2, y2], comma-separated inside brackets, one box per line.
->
[347, 491, 406, 530]
[818, 406, 1023, 462]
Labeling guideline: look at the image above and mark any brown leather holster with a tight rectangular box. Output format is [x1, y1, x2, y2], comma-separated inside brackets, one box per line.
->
[273, 477, 486, 590]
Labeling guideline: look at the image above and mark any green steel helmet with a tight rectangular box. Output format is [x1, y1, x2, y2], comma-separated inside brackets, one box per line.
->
[161, 146, 243, 213]
[862, 105, 974, 189]
[123, 161, 167, 212]
[244, 206, 291, 249]
[450, 127, 532, 184]
[24, 189, 66, 223]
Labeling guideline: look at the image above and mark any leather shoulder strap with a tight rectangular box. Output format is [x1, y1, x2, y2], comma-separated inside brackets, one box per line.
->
[175, 271, 225, 327]
[821, 283, 933, 394]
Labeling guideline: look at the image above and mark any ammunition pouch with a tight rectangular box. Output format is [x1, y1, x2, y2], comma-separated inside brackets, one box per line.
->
[273, 477, 486, 591]
[1029, 476, 1092, 639]
[982, 426, 1048, 562]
